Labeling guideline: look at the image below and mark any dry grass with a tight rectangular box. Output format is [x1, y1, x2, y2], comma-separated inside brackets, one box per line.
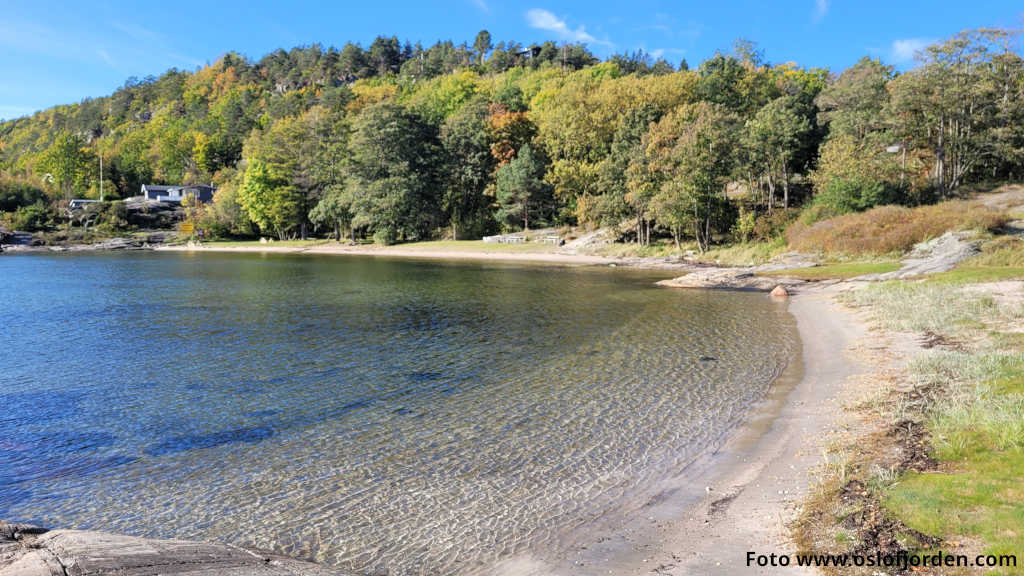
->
[786, 201, 1007, 257]
[970, 235, 1024, 267]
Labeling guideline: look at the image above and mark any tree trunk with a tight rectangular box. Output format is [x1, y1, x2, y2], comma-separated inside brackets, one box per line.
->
[781, 163, 790, 209]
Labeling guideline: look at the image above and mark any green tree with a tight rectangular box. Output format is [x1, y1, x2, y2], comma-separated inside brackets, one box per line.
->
[309, 185, 353, 241]
[646, 102, 739, 252]
[37, 132, 93, 202]
[816, 57, 893, 142]
[442, 97, 495, 239]
[743, 96, 812, 209]
[344, 103, 444, 244]
[473, 30, 492, 65]
[593, 105, 659, 228]
[889, 29, 1022, 195]
[495, 143, 549, 231]
[238, 157, 301, 239]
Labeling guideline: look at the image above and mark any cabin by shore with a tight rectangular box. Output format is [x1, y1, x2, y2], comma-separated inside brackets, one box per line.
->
[141, 184, 216, 204]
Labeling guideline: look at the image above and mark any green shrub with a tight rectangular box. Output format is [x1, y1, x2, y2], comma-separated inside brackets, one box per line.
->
[752, 208, 799, 241]
[373, 227, 399, 245]
[814, 177, 901, 215]
[0, 178, 48, 212]
[2, 201, 52, 231]
[732, 206, 756, 243]
[93, 201, 130, 233]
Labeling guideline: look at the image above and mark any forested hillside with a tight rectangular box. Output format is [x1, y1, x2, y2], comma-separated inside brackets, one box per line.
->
[1, 28, 1021, 246]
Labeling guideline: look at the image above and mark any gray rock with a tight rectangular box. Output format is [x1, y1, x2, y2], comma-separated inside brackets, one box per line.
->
[656, 267, 806, 291]
[0, 521, 350, 576]
[857, 231, 981, 280]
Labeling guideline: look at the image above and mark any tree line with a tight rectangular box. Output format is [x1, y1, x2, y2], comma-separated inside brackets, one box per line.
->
[1, 28, 1021, 247]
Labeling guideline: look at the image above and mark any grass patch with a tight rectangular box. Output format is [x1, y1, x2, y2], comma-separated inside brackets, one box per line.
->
[840, 281, 1000, 334]
[786, 200, 1006, 257]
[594, 238, 788, 265]
[695, 238, 790, 266]
[927, 266, 1024, 284]
[593, 240, 681, 259]
[884, 450, 1024, 570]
[759, 261, 900, 280]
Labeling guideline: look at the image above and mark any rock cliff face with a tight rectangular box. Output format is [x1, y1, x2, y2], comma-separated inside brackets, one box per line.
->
[0, 521, 350, 576]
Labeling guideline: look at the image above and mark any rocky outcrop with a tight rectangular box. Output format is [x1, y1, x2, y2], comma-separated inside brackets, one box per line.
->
[857, 231, 981, 280]
[656, 267, 807, 291]
[0, 521, 349, 576]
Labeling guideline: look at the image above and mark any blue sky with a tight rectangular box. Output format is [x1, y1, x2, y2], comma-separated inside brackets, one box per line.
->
[1, 0, 1021, 120]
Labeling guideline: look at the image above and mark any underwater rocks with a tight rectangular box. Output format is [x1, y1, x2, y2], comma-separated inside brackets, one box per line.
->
[0, 520, 350, 575]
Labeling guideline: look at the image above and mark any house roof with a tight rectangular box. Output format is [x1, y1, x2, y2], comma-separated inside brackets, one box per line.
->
[142, 184, 215, 191]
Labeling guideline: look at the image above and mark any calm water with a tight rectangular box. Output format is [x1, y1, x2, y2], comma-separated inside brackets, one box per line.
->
[0, 252, 797, 574]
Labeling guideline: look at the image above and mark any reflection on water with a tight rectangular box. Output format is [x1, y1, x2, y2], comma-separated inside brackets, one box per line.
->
[0, 252, 796, 574]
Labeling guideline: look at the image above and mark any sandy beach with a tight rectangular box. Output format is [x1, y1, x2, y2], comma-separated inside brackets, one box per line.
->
[155, 242, 682, 268]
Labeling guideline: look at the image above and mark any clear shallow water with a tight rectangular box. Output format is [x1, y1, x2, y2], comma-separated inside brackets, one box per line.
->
[0, 252, 796, 574]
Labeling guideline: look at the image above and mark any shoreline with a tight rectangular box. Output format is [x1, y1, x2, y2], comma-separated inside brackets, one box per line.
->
[154, 241, 697, 270]
[485, 284, 869, 575]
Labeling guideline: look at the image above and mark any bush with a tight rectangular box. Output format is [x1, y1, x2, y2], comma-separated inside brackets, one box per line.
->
[787, 201, 1007, 256]
[814, 177, 901, 215]
[2, 201, 52, 231]
[373, 227, 399, 245]
[0, 178, 47, 212]
[732, 207, 756, 243]
[751, 208, 799, 242]
[93, 201, 130, 233]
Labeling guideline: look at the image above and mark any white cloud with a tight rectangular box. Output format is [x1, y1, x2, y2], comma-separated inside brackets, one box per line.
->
[97, 49, 114, 67]
[109, 21, 162, 43]
[526, 9, 612, 46]
[470, 0, 489, 13]
[647, 48, 687, 60]
[814, 0, 829, 20]
[891, 38, 934, 63]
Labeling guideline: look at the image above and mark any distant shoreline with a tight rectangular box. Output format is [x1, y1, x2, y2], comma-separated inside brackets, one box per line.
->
[152, 240, 746, 276]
